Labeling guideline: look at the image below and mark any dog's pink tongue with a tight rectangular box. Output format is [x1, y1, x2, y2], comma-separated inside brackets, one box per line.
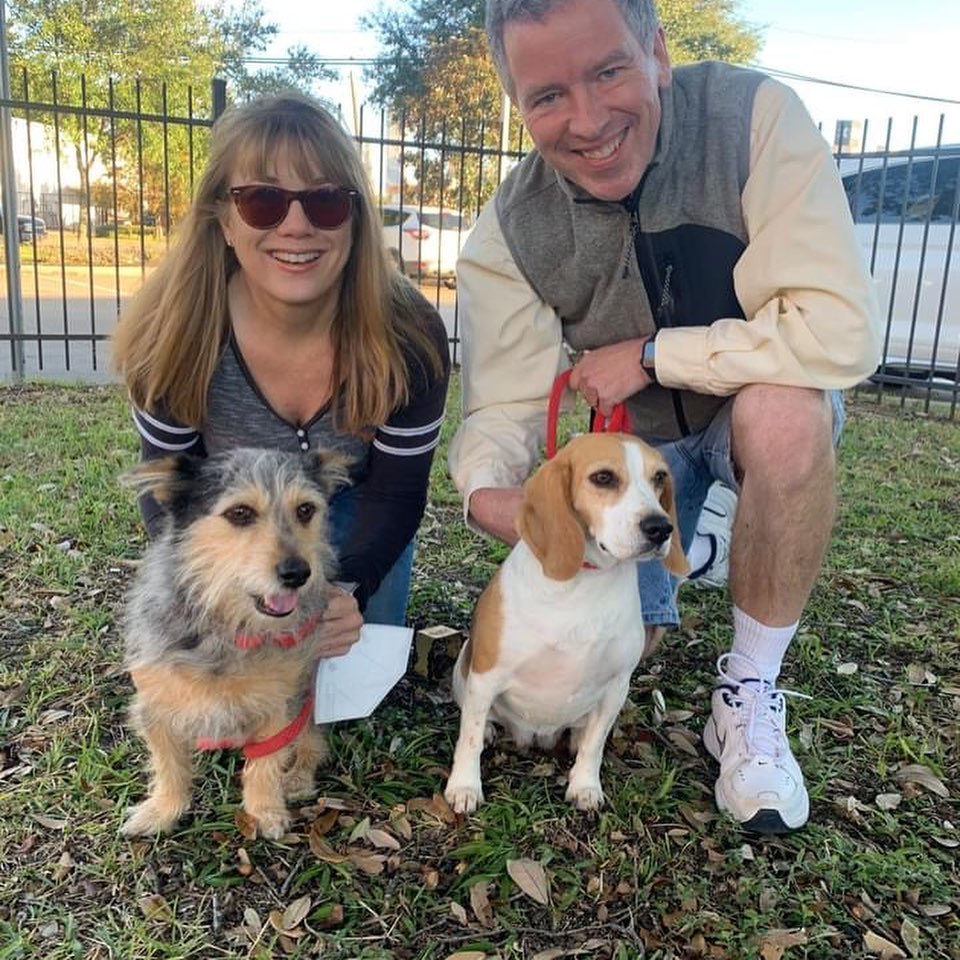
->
[264, 591, 298, 615]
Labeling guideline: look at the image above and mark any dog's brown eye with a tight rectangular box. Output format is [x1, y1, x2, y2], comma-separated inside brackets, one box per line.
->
[296, 502, 316, 524]
[223, 504, 257, 526]
[589, 469, 618, 488]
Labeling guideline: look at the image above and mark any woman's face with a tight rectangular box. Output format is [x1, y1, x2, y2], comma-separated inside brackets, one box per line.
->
[220, 146, 354, 316]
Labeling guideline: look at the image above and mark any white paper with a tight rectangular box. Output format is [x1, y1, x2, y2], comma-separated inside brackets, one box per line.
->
[313, 623, 414, 724]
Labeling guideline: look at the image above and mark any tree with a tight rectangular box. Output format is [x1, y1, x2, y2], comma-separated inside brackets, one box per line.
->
[362, 0, 762, 207]
[5, 0, 336, 233]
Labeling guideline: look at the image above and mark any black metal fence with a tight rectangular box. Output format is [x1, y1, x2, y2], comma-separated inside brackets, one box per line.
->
[1, 73, 958, 419]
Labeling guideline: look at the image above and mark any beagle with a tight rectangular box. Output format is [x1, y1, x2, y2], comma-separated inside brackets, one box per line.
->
[445, 432, 689, 813]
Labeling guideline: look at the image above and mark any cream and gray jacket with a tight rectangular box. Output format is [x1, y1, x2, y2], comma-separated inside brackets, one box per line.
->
[449, 64, 881, 511]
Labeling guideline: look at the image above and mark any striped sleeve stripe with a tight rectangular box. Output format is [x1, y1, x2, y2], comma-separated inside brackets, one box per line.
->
[131, 408, 200, 452]
[378, 412, 446, 437]
[372, 435, 442, 457]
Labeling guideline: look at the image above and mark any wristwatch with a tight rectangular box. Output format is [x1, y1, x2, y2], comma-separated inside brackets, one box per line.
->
[641, 336, 658, 383]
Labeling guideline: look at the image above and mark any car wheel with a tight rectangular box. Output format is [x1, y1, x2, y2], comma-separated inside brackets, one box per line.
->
[443, 276, 457, 289]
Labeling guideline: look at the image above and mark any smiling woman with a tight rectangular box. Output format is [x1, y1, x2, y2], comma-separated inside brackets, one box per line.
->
[112, 93, 450, 633]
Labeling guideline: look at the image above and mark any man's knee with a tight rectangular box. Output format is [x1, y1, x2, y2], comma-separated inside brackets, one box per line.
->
[731, 385, 834, 480]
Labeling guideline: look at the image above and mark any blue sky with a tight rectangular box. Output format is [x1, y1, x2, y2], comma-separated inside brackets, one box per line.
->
[261, 0, 960, 147]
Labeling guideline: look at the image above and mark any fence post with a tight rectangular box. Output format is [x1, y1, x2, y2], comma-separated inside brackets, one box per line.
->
[0, 0, 25, 381]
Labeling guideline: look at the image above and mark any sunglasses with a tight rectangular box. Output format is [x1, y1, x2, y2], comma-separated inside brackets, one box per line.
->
[226, 184, 360, 230]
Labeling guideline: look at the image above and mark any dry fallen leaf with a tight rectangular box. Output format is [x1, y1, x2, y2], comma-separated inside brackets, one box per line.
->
[348, 851, 386, 876]
[234, 808, 258, 840]
[863, 930, 907, 958]
[899, 916, 921, 957]
[895, 764, 949, 798]
[507, 857, 550, 906]
[449, 901, 469, 926]
[309, 808, 340, 836]
[469, 880, 494, 927]
[758, 927, 808, 960]
[875, 793, 902, 811]
[138, 894, 174, 923]
[308, 834, 350, 863]
[366, 827, 401, 851]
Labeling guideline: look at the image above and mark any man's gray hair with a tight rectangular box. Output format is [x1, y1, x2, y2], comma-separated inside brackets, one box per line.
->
[486, 0, 660, 100]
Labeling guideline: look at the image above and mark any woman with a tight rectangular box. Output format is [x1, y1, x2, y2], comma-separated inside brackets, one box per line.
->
[113, 92, 450, 653]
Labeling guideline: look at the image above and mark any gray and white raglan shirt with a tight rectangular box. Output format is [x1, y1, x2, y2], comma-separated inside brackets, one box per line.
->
[132, 295, 450, 609]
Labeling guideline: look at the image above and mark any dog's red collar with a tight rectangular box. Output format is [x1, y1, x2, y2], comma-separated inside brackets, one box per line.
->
[235, 612, 323, 651]
[195, 695, 315, 759]
[243, 696, 315, 760]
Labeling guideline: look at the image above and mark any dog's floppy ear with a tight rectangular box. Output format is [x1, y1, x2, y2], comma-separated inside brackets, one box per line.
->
[517, 456, 585, 581]
[302, 448, 353, 498]
[121, 455, 203, 505]
[658, 468, 690, 577]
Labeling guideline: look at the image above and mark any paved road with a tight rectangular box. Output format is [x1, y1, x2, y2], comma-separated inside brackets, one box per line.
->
[1, 264, 463, 382]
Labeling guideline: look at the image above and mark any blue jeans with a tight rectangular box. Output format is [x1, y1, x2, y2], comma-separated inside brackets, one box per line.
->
[637, 390, 846, 626]
[327, 487, 415, 627]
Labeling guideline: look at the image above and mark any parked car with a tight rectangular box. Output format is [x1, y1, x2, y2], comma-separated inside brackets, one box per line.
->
[0, 211, 46, 243]
[379, 204, 472, 287]
[840, 148, 959, 386]
[19, 215, 46, 242]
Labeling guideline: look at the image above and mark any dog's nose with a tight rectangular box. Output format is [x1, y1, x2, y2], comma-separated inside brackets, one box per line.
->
[276, 556, 311, 589]
[640, 515, 673, 546]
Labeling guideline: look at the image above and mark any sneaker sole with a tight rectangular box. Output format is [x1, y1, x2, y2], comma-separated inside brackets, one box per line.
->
[702, 717, 809, 833]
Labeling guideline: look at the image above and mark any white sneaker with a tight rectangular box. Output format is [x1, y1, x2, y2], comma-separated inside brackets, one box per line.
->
[702, 653, 810, 833]
[688, 482, 736, 588]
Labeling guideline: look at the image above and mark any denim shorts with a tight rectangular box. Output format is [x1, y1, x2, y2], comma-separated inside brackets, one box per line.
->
[637, 389, 846, 626]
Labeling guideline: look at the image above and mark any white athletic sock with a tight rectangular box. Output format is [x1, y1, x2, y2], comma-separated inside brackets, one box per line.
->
[726, 606, 798, 684]
[686, 532, 714, 575]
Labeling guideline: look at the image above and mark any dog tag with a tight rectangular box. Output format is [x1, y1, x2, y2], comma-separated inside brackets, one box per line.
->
[313, 623, 414, 724]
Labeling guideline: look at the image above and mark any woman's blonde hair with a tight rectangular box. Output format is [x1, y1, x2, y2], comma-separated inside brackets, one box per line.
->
[112, 92, 441, 432]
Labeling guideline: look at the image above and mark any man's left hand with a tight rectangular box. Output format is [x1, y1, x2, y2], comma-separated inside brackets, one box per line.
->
[568, 338, 653, 416]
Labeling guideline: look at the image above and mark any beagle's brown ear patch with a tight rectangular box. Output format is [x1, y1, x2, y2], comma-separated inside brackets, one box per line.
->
[658, 469, 690, 577]
[517, 457, 585, 581]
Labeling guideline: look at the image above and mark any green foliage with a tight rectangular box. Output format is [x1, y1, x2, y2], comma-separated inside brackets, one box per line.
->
[5, 0, 336, 231]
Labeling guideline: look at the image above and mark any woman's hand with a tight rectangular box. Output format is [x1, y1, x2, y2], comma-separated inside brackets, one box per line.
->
[315, 586, 363, 658]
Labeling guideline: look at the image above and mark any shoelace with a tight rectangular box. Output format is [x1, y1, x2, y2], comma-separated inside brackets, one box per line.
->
[716, 652, 811, 760]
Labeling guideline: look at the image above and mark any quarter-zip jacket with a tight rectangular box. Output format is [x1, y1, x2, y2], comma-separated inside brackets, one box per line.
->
[449, 66, 881, 519]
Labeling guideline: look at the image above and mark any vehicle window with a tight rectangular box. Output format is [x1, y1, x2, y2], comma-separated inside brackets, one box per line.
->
[379, 209, 407, 227]
[419, 212, 465, 230]
[844, 156, 960, 224]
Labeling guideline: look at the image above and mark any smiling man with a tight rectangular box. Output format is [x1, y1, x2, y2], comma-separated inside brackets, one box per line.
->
[448, 0, 882, 833]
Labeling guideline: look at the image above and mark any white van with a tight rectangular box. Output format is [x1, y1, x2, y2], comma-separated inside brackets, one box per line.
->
[840, 149, 959, 387]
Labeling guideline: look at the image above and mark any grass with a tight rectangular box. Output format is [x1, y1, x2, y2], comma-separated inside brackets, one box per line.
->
[0, 378, 958, 960]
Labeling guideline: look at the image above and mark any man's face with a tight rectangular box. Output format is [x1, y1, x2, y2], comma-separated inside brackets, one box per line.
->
[504, 0, 672, 201]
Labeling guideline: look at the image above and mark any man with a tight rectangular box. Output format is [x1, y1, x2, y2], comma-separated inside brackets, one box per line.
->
[448, 0, 881, 832]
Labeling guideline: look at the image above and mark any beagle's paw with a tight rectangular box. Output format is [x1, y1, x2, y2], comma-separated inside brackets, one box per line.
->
[565, 778, 605, 811]
[444, 779, 484, 814]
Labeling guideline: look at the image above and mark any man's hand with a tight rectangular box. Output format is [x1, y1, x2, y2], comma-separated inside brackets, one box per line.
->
[568, 337, 654, 416]
[315, 586, 364, 658]
[468, 487, 524, 546]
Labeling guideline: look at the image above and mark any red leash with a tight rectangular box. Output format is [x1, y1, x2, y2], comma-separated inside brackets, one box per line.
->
[546, 369, 629, 459]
